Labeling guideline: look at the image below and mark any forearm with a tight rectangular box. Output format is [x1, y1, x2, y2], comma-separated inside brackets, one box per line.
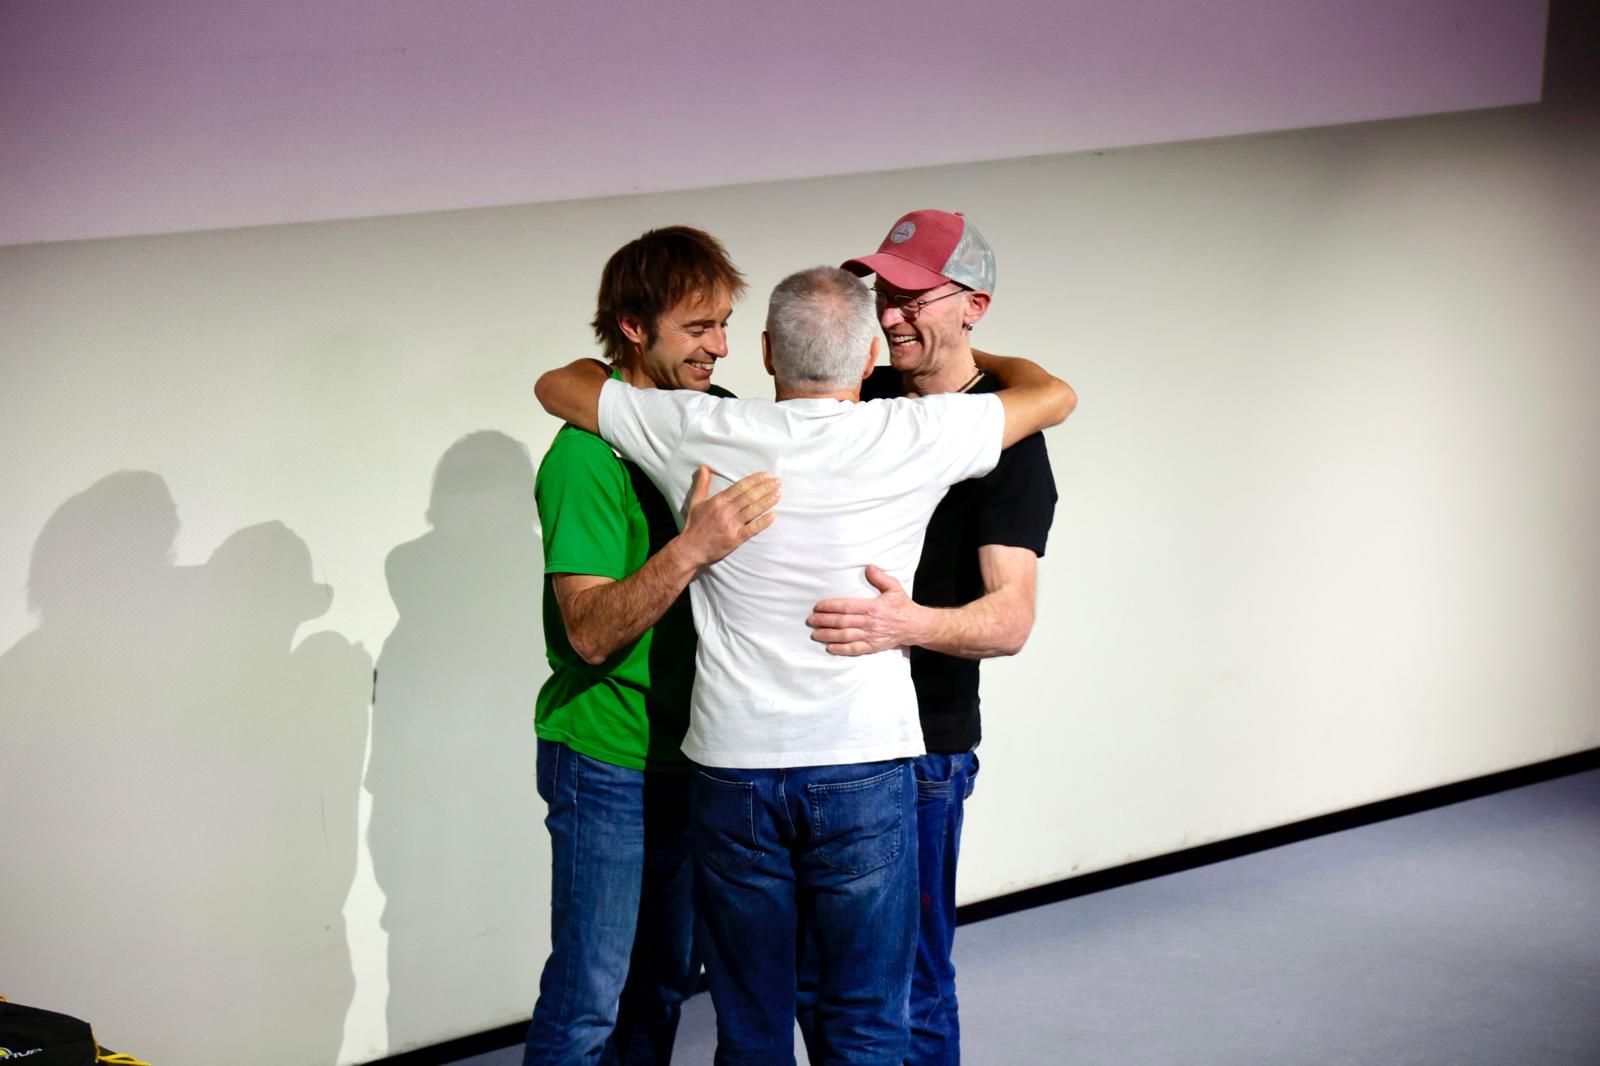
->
[809, 547, 1039, 659]
[558, 538, 701, 664]
[559, 466, 780, 665]
[911, 585, 1035, 660]
[979, 349, 1076, 447]
[535, 358, 611, 433]
[973, 349, 1053, 390]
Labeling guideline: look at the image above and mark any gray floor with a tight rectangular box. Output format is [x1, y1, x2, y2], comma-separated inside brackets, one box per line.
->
[457, 769, 1600, 1065]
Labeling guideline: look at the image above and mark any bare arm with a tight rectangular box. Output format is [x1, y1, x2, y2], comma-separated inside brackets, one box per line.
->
[535, 358, 612, 433]
[806, 544, 1038, 659]
[557, 465, 780, 664]
[973, 350, 1077, 448]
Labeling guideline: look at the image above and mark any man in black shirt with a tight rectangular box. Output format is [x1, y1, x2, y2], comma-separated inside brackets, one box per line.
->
[807, 209, 1066, 1065]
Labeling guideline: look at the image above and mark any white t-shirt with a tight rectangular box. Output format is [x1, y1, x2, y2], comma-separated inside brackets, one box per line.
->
[598, 379, 1004, 768]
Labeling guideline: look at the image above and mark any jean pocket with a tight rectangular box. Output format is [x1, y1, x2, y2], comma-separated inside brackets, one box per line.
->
[807, 765, 905, 876]
[691, 772, 759, 876]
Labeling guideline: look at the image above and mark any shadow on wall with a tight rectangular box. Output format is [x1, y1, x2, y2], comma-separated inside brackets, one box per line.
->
[0, 471, 370, 1066]
[367, 430, 549, 1054]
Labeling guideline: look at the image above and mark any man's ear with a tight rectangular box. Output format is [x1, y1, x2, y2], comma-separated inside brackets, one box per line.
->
[762, 331, 776, 378]
[619, 313, 648, 347]
[962, 291, 992, 329]
[861, 336, 881, 380]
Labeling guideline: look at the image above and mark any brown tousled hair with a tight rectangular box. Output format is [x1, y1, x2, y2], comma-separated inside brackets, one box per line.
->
[591, 226, 746, 363]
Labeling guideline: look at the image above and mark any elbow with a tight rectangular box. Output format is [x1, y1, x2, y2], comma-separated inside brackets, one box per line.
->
[993, 610, 1037, 657]
[1051, 380, 1077, 426]
[565, 625, 614, 666]
[994, 630, 1028, 657]
[569, 640, 604, 665]
[534, 372, 558, 418]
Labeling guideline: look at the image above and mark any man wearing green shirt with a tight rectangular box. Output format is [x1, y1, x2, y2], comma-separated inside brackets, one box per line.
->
[523, 227, 780, 1065]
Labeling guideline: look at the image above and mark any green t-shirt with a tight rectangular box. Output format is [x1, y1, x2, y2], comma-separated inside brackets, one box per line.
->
[533, 416, 698, 771]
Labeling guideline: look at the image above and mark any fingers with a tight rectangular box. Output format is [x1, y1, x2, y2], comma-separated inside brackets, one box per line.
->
[716, 471, 781, 522]
[808, 625, 873, 656]
[863, 564, 902, 594]
[808, 614, 877, 644]
[683, 470, 781, 565]
[806, 601, 870, 627]
[809, 598, 873, 618]
[714, 476, 780, 539]
[688, 464, 713, 508]
[811, 631, 878, 657]
[725, 470, 778, 493]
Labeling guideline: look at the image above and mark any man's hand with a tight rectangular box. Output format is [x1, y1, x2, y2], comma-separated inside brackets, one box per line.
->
[679, 465, 781, 568]
[807, 565, 929, 657]
[554, 466, 779, 666]
[809, 545, 1039, 660]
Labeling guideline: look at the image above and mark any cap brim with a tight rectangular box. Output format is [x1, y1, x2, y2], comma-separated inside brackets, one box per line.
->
[841, 252, 951, 291]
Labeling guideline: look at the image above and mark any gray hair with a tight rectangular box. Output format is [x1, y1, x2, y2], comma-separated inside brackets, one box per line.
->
[764, 266, 877, 392]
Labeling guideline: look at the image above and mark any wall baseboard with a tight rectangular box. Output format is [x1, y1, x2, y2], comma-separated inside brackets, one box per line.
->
[957, 746, 1600, 925]
[365, 746, 1599, 1065]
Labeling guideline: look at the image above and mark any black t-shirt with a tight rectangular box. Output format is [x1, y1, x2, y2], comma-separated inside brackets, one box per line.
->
[862, 365, 1057, 752]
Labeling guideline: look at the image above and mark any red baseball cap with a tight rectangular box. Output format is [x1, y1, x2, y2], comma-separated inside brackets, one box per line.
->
[842, 209, 996, 292]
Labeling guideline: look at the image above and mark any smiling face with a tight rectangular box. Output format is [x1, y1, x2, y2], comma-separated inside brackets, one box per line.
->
[619, 287, 734, 391]
[874, 280, 977, 377]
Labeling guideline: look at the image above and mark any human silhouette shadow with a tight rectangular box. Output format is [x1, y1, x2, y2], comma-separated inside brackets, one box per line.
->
[0, 471, 368, 1066]
[368, 430, 548, 1053]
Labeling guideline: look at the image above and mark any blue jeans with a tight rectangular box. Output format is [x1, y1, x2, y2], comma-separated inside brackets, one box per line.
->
[523, 740, 698, 1066]
[692, 759, 918, 1066]
[795, 752, 978, 1066]
[907, 752, 978, 1066]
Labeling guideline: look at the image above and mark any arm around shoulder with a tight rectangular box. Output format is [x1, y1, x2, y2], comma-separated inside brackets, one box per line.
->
[535, 358, 612, 434]
[974, 350, 1077, 448]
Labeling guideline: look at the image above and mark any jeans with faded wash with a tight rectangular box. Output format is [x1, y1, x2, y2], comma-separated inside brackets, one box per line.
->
[693, 758, 918, 1065]
[796, 751, 979, 1065]
[523, 740, 697, 1066]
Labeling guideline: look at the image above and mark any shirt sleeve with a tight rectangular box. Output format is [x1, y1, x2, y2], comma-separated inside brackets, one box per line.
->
[534, 428, 631, 579]
[975, 431, 1058, 557]
[906, 392, 1006, 486]
[597, 378, 703, 489]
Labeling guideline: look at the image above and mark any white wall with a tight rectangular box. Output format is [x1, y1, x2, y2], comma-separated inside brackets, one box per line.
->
[3, 94, 1598, 1063]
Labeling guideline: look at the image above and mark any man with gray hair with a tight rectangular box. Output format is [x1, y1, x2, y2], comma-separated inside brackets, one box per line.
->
[806, 211, 1060, 1064]
[535, 265, 1075, 1063]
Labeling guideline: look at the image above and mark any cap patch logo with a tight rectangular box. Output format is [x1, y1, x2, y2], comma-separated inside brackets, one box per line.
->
[888, 221, 916, 244]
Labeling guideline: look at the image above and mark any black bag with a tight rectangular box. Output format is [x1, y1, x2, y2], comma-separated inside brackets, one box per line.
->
[0, 998, 151, 1065]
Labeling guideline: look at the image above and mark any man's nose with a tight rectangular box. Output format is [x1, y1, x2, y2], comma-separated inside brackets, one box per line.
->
[880, 304, 908, 328]
[704, 326, 730, 357]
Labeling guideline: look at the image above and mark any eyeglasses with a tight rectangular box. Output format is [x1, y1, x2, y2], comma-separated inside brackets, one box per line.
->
[872, 285, 967, 319]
